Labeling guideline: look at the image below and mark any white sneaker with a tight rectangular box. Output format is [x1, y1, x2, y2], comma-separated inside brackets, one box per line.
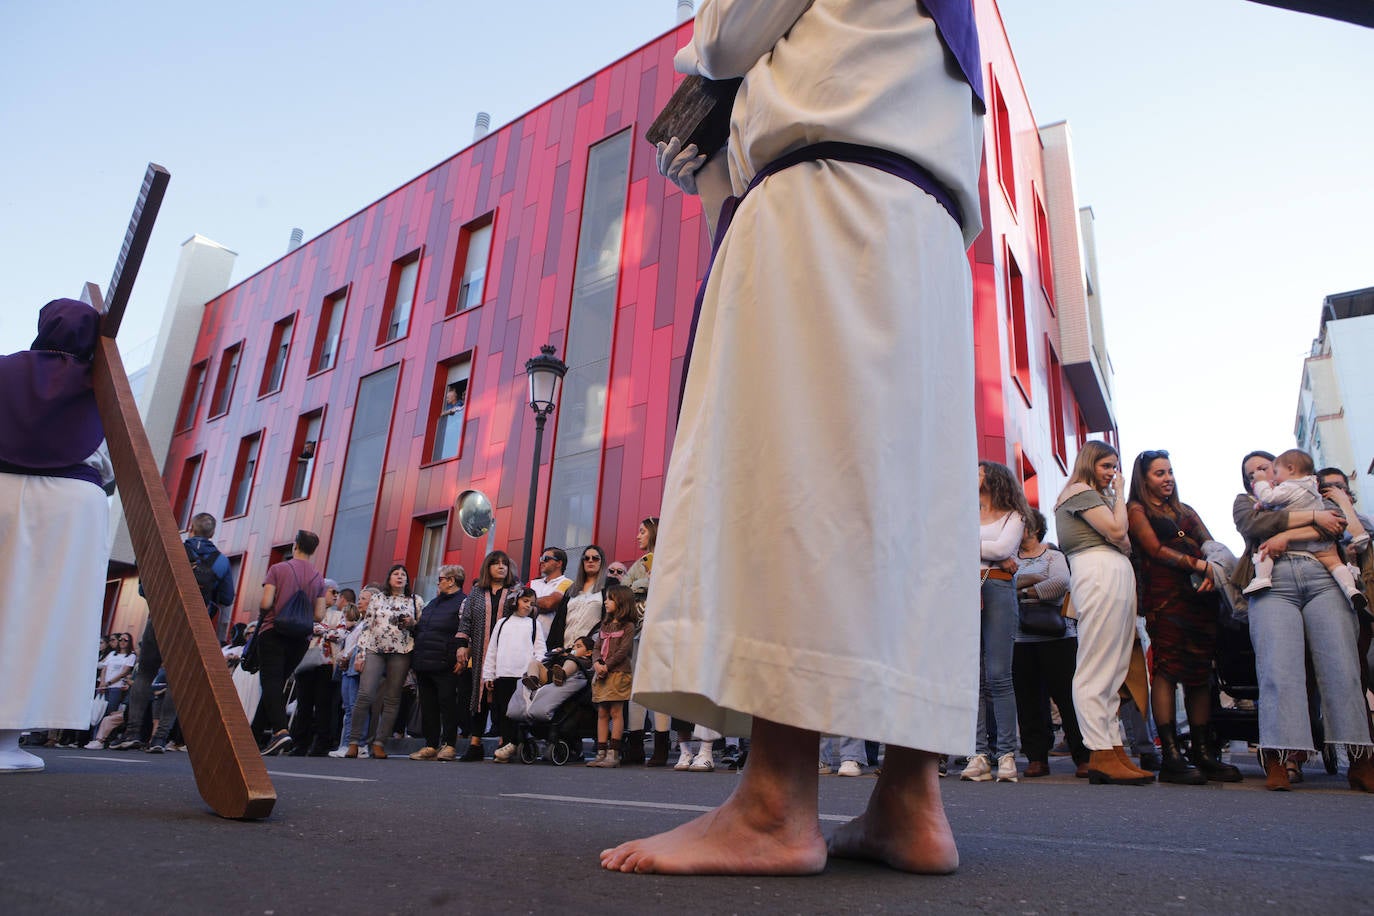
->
[327, 747, 349, 758]
[837, 760, 862, 777]
[1242, 576, 1272, 596]
[358, 746, 370, 759]
[995, 753, 1019, 783]
[818, 760, 832, 775]
[83, 740, 104, 750]
[674, 748, 694, 771]
[688, 751, 714, 772]
[493, 742, 517, 762]
[960, 753, 992, 781]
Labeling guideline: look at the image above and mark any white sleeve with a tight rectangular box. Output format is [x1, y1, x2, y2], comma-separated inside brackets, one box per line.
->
[691, 0, 814, 79]
[481, 621, 501, 681]
[980, 513, 1025, 562]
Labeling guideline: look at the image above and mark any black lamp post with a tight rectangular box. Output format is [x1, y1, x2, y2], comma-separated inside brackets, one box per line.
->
[520, 344, 568, 580]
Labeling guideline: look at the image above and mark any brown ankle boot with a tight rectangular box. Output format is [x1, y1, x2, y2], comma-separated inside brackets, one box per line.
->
[1086, 748, 1154, 785]
[343, 742, 359, 759]
[371, 742, 388, 760]
[1262, 750, 1291, 791]
[1112, 746, 1154, 779]
[1347, 751, 1374, 792]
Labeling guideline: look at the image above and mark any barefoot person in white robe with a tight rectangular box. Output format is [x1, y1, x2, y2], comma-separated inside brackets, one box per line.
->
[0, 299, 114, 773]
[602, 0, 985, 875]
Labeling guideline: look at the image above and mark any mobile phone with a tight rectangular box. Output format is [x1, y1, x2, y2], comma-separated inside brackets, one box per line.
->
[1189, 571, 1205, 590]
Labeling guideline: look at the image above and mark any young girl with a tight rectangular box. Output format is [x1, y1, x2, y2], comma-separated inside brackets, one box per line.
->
[481, 586, 546, 763]
[587, 585, 635, 768]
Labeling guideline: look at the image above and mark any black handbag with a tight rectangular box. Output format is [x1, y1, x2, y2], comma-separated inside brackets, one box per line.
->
[1018, 599, 1067, 638]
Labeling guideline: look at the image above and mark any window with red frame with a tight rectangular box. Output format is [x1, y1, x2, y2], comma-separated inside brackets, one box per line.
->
[1046, 338, 1067, 471]
[311, 288, 347, 374]
[176, 360, 208, 432]
[1005, 245, 1031, 405]
[208, 342, 242, 418]
[225, 432, 261, 518]
[259, 315, 295, 396]
[1015, 444, 1039, 509]
[991, 75, 1016, 215]
[284, 408, 324, 502]
[428, 356, 471, 463]
[173, 453, 204, 530]
[1033, 189, 1054, 309]
[379, 251, 421, 344]
[447, 215, 493, 315]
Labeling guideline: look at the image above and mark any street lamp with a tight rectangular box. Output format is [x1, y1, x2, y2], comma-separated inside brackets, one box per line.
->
[520, 344, 568, 580]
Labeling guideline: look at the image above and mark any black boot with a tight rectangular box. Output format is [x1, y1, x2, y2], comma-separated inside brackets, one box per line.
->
[645, 730, 670, 767]
[620, 730, 644, 765]
[1189, 726, 1243, 783]
[1157, 723, 1206, 785]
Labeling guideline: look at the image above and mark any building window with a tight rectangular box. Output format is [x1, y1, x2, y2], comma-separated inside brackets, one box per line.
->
[1033, 189, 1054, 309]
[1047, 339, 1067, 471]
[218, 554, 244, 641]
[284, 408, 324, 502]
[1075, 406, 1088, 450]
[269, 542, 292, 567]
[545, 129, 632, 551]
[1016, 445, 1040, 509]
[448, 215, 493, 314]
[379, 251, 421, 344]
[311, 288, 348, 374]
[428, 357, 471, 463]
[1005, 244, 1031, 406]
[991, 75, 1016, 215]
[208, 342, 242, 418]
[225, 432, 262, 518]
[413, 514, 448, 601]
[259, 315, 295, 397]
[176, 360, 208, 432]
[173, 453, 204, 530]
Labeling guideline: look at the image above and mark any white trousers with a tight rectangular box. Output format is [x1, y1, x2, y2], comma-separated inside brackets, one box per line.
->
[1068, 547, 1137, 750]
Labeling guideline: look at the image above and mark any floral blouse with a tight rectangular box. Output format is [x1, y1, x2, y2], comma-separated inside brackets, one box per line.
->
[358, 592, 423, 655]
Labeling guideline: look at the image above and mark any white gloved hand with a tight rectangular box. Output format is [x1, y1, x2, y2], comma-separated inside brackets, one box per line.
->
[656, 137, 708, 195]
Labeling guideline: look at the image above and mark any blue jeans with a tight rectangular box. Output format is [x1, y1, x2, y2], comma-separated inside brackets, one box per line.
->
[338, 673, 360, 748]
[976, 576, 1019, 757]
[820, 735, 866, 766]
[1247, 554, 1371, 752]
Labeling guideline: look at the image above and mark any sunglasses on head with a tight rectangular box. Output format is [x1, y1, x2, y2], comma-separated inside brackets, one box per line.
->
[1140, 449, 1170, 462]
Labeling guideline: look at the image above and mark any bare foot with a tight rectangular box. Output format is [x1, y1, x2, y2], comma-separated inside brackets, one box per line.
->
[600, 792, 827, 875]
[827, 748, 959, 874]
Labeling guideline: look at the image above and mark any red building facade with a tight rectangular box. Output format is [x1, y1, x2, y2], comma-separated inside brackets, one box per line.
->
[139, 3, 1115, 634]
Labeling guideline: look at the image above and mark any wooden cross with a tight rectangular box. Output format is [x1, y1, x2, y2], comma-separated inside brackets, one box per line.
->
[82, 164, 276, 819]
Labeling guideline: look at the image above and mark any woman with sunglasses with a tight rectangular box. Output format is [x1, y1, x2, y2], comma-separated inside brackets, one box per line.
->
[540, 546, 609, 674]
[1126, 450, 1240, 785]
[1233, 450, 1374, 792]
[1053, 440, 1153, 785]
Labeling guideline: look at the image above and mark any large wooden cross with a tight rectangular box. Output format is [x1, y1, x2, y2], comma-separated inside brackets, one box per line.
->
[82, 164, 275, 819]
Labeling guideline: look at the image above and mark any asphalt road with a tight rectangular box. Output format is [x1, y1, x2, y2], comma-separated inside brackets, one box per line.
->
[2, 747, 1371, 914]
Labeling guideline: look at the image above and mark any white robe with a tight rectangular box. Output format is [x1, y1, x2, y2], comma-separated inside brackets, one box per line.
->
[633, 0, 984, 754]
[0, 447, 113, 730]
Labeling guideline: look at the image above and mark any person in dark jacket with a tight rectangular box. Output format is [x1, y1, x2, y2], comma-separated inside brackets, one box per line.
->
[408, 564, 468, 761]
[115, 512, 235, 752]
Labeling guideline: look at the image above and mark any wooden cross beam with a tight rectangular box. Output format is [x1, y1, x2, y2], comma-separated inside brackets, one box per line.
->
[85, 163, 275, 819]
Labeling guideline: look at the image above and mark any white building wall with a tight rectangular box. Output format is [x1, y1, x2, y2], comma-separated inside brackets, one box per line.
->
[108, 234, 237, 564]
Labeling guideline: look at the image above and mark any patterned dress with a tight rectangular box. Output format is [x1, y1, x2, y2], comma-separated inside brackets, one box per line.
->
[1127, 502, 1219, 685]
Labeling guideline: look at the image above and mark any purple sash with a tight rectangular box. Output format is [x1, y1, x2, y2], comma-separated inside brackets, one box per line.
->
[678, 142, 965, 412]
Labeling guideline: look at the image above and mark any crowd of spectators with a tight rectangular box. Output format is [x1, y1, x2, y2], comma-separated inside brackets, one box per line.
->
[28, 446, 1374, 792]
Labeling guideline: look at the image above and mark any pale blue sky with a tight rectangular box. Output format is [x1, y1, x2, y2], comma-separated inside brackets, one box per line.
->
[3, 1, 1370, 550]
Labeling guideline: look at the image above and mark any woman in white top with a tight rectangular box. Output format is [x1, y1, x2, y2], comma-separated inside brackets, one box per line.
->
[961, 463, 1029, 783]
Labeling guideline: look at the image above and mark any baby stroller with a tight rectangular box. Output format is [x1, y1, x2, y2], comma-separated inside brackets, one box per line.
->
[1210, 604, 1338, 775]
[505, 659, 598, 766]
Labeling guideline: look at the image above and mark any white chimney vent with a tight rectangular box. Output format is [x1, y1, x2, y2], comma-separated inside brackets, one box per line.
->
[287, 227, 303, 252]
[676, 0, 694, 23]
[473, 111, 491, 141]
